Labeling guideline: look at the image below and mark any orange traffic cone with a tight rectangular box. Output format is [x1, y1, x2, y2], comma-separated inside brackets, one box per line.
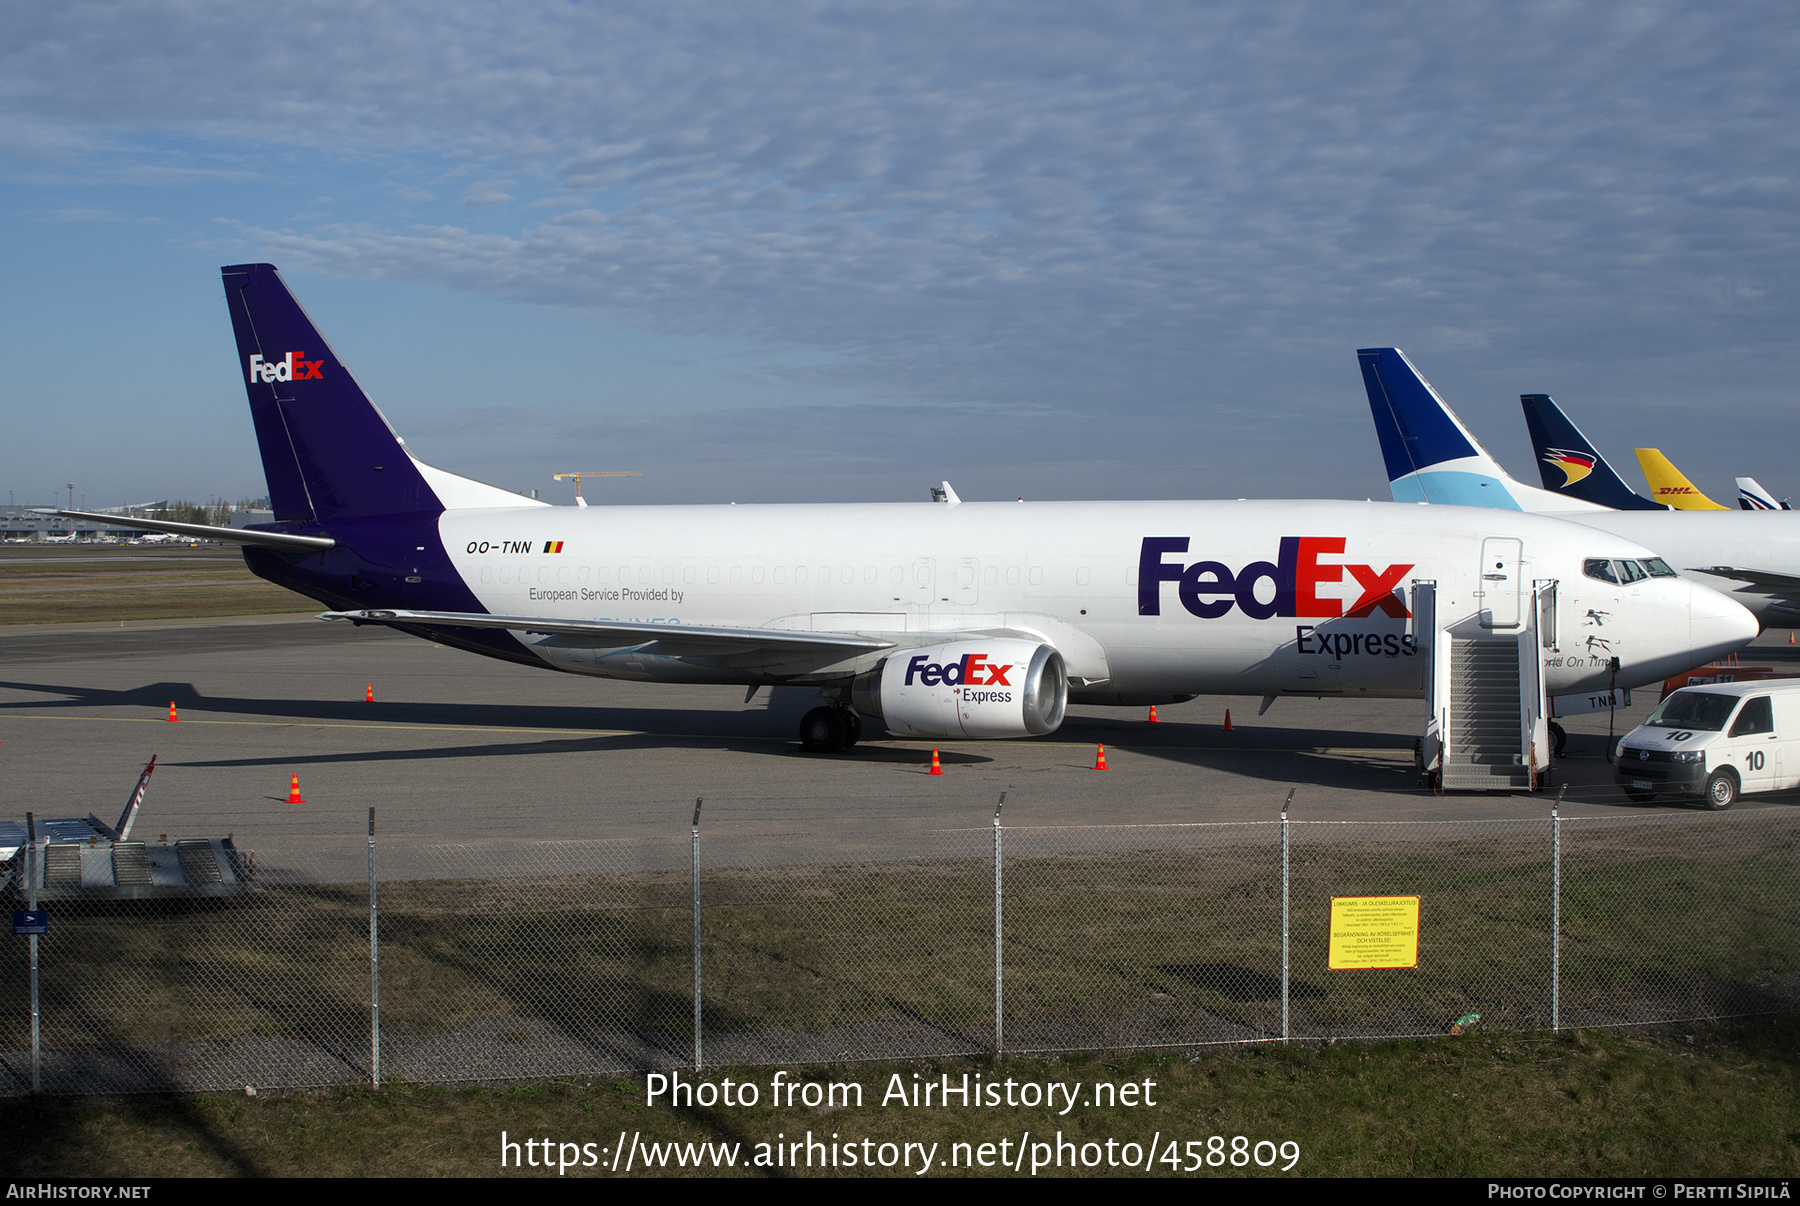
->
[365, 683, 374, 702]
[1222, 710, 1234, 731]
[1094, 744, 1109, 770]
[1148, 704, 1159, 723]
[167, 701, 178, 722]
[1789, 631, 1795, 645]
[928, 748, 944, 775]
[286, 774, 306, 804]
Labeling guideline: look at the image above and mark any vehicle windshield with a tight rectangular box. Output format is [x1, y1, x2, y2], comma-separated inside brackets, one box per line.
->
[1644, 690, 1739, 731]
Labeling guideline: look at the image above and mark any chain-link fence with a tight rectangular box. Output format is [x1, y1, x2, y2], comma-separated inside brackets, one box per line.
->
[6, 802, 1800, 1095]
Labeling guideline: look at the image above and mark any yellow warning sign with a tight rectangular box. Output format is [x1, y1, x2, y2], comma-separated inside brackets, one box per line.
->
[1329, 895, 1420, 970]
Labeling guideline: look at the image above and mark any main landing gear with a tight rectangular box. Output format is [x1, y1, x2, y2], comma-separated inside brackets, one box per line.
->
[799, 705, 863, 754]
[1548, 721, 1567, 758]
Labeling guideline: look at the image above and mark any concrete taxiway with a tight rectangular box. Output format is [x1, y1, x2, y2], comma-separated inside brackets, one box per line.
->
[2, 615, 1792, 870]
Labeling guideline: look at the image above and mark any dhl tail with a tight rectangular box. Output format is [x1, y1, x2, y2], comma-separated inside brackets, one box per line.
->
[1634, 449, 1729, 511]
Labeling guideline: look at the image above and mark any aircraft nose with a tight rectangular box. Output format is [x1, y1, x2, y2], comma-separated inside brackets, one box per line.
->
[1687, 578, 1759, 660]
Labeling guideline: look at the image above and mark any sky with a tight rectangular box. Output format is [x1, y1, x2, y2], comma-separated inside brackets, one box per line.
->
[2, 1, 1796, 509]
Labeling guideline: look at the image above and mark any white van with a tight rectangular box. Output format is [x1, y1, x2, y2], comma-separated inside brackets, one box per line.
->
[1615, 679, 1800, 808]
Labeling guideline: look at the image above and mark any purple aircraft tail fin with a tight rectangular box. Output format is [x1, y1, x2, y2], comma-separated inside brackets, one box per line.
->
[221, 264, 442, 522]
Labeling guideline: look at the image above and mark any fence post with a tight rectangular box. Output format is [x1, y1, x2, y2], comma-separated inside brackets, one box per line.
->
[27, 811, 39, 1093]
[1551, 789, 1563, 1032]
[692, 798, 704, 1072]
[1281, 789, 1292, 1043]
[368, 807, 380, 1088]
[994, 792, 1006, 1057]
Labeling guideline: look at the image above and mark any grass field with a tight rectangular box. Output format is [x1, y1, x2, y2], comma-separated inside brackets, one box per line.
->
[0, 544, 313, 624]
[6, 814, 1798, 1098]
[2, 1020, 1797, 1177]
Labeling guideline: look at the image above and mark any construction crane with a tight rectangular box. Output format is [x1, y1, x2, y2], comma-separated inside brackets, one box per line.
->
[553, 471, 642, 506]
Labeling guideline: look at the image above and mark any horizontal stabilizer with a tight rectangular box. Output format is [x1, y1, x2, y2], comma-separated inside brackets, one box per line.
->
[48, 510, 334, 551]
[322, 609, 896, 655]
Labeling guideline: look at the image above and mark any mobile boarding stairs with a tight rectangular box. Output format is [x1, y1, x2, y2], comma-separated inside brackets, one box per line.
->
[1412, 560, 1558, 793]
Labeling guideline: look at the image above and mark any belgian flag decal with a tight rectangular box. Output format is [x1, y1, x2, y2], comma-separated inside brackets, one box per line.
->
[543, 540, 565, 553]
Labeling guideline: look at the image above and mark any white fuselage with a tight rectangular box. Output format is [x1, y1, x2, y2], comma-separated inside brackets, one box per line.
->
[435, 498, 1755, 699]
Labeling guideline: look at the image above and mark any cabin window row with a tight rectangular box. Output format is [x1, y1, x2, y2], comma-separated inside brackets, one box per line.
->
[474, 563, 1064, 588]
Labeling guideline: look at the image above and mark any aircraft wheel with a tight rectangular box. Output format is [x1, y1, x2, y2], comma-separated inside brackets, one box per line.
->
[841, 710, 863, 748]
[1548, 722, 1566, 758]
[799, 706, 848, 753]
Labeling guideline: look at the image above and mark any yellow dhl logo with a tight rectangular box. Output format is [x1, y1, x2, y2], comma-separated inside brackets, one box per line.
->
[1656, 487, 1698, 495]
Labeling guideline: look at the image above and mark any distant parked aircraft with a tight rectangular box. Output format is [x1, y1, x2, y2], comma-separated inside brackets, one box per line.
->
[1358, 347, 1800, 627]
[1634, 449, 1730, 511]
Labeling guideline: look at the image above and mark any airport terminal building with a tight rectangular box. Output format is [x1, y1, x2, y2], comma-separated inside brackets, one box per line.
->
[0, 503, 273, 542]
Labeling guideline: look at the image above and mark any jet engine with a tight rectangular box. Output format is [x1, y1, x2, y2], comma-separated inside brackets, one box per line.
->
[852, 639, 1067, 739]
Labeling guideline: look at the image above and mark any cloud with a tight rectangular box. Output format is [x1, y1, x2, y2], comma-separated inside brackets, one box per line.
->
[5, 1, 1800, 497]
[459, 178, 514, 208]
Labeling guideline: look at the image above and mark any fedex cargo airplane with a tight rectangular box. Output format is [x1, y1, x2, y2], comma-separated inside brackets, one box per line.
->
[58, 268, 1756, 752]
[1360, 348, 1800, 628]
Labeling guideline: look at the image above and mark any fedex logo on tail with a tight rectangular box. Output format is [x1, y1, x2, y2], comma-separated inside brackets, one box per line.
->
[1138, 537, 1413, 620]
[247, 351, 324, 384]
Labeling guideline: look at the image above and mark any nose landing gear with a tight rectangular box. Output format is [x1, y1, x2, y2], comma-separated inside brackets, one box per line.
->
[799, 705, 863, 753]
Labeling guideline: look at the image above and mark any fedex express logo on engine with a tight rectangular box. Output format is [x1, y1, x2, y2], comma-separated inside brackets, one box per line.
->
[247, 351, 324, 384]
[905, 653, 1012, 688]
[1138, 537, 1413, 620]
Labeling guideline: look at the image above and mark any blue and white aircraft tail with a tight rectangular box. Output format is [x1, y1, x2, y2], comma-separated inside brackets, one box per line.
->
[1738, 478, 1791, 511]
[1517, 393, 1665, 511]
[1357, 348, 1606, 513]
[1357, 345, 1800, 627]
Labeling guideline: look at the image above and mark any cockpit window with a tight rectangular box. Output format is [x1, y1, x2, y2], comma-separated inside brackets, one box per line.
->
[1645, 690, 1738, 731]
[1584, 557, 1673, 584]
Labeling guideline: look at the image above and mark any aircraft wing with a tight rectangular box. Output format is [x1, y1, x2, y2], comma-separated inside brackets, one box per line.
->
[1690, 566, 1800, 594]
[321, 608, 897, 656]
[48, 509, 334, 552]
